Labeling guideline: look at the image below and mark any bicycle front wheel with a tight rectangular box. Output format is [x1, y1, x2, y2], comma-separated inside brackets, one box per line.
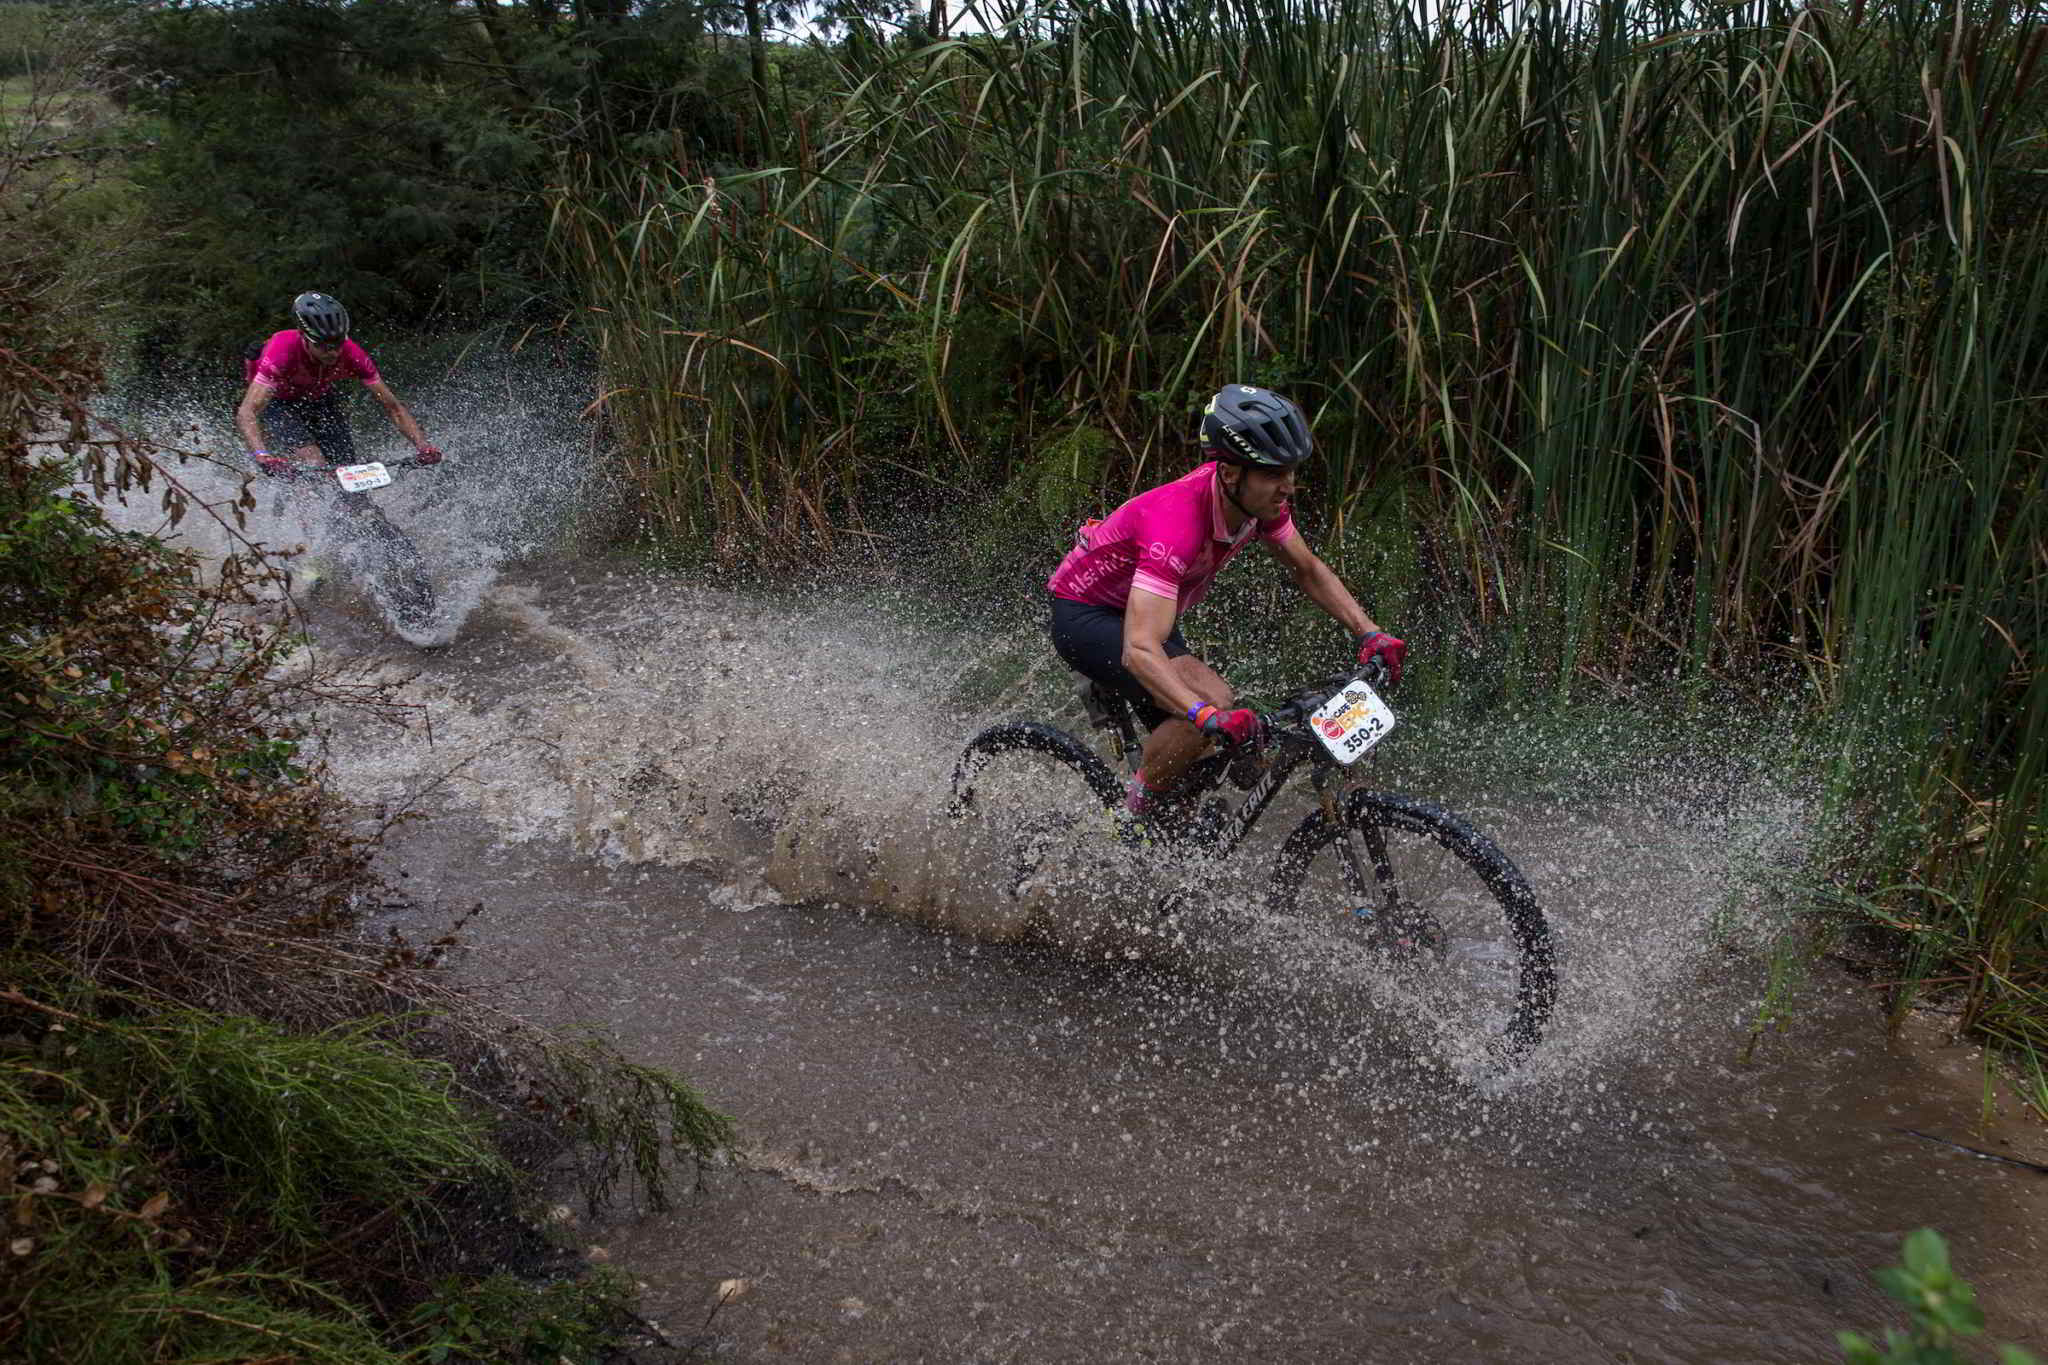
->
[1268, 791, 1557, 1061]
[950, 722, 1123, 904]
[349, 509, 437, 632]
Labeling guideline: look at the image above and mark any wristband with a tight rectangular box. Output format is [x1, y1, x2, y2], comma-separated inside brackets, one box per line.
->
[251, 450, 269, 457]
[1357, 631, 1381, 647]
[1187, 702, 1220, 728]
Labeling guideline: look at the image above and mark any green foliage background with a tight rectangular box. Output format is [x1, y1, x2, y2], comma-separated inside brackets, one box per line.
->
[105, 0, 761, 365]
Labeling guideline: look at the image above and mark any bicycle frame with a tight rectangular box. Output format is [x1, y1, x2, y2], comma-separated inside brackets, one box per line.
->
[1085, 674, 1371, 864]
[269, 456, 441, 631]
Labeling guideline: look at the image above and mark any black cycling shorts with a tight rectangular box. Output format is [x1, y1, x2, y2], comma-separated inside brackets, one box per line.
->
[1048, 595, 1191, 724]
[263, 392, 357, 464]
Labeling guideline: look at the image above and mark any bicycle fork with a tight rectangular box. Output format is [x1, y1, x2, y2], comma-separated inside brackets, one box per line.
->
[1315, 767, 1440, 956]
[1313, 767, 1378, 910]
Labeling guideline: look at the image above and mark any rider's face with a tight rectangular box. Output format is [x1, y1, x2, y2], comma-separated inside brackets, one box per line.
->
[303, 335, 342, 360]
[1226, 465, 1296, 520]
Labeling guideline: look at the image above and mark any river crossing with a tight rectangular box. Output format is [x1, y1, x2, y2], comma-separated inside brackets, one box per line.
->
[86, 387, 2047, 1361]
[310, 564, 2045, 1363]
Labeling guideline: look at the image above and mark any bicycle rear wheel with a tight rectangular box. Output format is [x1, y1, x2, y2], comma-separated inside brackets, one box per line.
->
[1268, 791, 1557, 1061]
[950, 722, 1123, 902]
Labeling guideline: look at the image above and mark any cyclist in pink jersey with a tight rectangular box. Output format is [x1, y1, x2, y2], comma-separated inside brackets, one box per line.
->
[235, 292, 441, 476]
[1047, 385, 1408, 832]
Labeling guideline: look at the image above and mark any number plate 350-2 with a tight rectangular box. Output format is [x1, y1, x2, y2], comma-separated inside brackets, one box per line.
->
[1309, 680, 1395, 765]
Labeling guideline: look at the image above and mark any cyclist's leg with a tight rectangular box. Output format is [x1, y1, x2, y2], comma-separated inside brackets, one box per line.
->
[258, 399, 332, 550]
[277, 396, 370, 537]
[1132, 653, 1234, 794]
[261, 396, 326, 470]
[1048, 597, 1231, 814]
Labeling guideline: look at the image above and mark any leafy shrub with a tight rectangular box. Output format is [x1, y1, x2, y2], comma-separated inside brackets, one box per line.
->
[1840, 1229, 2043, 1365]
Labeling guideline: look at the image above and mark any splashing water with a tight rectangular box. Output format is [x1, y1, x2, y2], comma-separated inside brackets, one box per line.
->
[312, 565, 1814, 1092]
[65, 340, 1815, 1090]
[45, 360, 2048, 1358]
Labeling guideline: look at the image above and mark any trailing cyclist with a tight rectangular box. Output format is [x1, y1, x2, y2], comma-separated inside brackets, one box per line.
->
[233, 292, 445, 629]
[235, 291, 442, 478]
[1046, 384, 1406, 838]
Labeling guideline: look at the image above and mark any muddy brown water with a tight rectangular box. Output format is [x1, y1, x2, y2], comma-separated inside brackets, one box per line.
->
[301, 565, 2045, 1363]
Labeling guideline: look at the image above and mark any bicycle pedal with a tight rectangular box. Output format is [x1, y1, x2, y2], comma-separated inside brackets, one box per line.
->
[1108, 809, 1158, 850]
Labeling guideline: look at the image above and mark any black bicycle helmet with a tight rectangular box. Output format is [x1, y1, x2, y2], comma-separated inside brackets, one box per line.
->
[1201, 384, 1313, 467]
[291, 291, 350, 344]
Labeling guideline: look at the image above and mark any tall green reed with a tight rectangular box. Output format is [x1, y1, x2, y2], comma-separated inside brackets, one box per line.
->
[550, 0, 2045, 1053]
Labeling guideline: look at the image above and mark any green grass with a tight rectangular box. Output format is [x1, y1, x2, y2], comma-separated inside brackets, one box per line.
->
[1, 974, 494, 1362]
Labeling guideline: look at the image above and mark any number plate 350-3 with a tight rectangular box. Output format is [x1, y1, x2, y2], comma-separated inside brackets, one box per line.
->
[334, 462, 392, 493]
[1309, 680, 1395, 765]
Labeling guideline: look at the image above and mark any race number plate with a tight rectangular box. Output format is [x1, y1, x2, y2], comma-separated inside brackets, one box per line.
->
[334, 462, 392, 493]
[1309, 678, 1395, 765]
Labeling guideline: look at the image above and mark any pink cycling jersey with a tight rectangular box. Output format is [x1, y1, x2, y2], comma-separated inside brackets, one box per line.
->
[1047, 460, 1294, 613]
[246, 330, 380, 401]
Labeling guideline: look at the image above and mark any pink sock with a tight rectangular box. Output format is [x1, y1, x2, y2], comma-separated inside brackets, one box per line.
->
[1124, 772, 1158, 816]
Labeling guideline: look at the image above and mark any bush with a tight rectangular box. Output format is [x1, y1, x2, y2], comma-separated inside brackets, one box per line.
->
[1840, 1229, 2043, 1365]
[0, 3, 58, 80]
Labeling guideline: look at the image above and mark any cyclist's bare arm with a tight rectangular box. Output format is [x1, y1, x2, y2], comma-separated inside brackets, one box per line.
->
[1122, 589, 1225, 717]
[234, 381, 319, 463]
[365, 379, 432, 452]
[1264, 529, 1377, 640]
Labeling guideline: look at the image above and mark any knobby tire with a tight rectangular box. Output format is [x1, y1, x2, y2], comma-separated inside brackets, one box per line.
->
[1269, 791, 1557, 1060]
[951, 722, 1122, 901]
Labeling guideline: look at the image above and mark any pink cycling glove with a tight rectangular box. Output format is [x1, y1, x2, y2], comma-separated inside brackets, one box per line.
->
[1188, 703, 1261, 749]
[1356, 631, 1407, 684]
[414, 444, 444, 465]
[254, 454, 291, 478]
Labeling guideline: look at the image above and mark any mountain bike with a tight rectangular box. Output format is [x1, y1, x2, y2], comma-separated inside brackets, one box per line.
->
[948, 662, 1559, 1061]
[277, 455, 438, 633]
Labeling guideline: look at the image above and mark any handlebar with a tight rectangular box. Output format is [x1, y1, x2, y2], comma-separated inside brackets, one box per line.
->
[270, 455, 443, 490]
[279, 455, 439, 476]
[1253, 656, 1392, 737]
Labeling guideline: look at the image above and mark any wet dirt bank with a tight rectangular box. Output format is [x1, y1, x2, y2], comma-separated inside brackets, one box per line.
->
[315, 565, 2044, 1363]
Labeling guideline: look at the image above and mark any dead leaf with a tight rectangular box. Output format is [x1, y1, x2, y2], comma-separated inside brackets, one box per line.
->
[138, 1192, 170, 1221]
[716, 1278, 751, 1305]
